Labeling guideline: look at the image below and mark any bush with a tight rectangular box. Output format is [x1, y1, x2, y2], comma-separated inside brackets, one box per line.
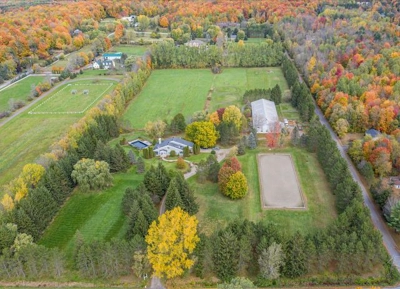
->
[176, 157, 186, 169]
[170, 150, 177, 157]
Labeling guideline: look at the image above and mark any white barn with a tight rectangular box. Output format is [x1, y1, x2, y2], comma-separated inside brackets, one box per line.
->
[251, 99, 279, 133]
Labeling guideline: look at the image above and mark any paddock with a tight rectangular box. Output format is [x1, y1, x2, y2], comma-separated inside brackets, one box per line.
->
[257, 154, 305, 209]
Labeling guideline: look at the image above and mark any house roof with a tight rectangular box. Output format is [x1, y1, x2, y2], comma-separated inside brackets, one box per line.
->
[154, 137, 194, 151]
[103, 52, 122, 58]
[95, 60, 114, 66]
[185, 40, 206, 47]
[251, 99, 278, 122]
[366, 128, 381, 138]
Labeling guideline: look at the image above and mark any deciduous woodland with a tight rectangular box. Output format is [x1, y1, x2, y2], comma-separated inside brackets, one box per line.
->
[0, 0, 400, 288]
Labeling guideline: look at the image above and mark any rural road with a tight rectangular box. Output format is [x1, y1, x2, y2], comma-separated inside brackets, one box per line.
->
[286, 50, 400, 273]
[314, 106, 400, 271]
[0, 76, 120, 128]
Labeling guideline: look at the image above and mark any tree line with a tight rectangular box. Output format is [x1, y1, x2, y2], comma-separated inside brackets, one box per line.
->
[150, 41, 283, 69]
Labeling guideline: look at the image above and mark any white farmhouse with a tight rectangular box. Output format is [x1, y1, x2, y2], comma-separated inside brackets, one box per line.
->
[153, 137, 194, 157]
[251, 99, 279, 133]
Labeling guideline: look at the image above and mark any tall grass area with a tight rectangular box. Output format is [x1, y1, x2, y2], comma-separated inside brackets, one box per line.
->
[39, 168, 143, 261]
[191, 146, 336, 235]
[0, 76, 45, 112]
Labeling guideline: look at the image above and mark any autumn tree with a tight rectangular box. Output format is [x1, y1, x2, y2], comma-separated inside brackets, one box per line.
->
[159, 16, 169, 28]
[185, 121, 219, 148]
[222, 105, 242, 130]
[137, 15, 150, 31]
[224, 171, 248, 199]
[71, 158, 112, 191]
[144, 120, 167, 139]
[146, 207, 200, 279]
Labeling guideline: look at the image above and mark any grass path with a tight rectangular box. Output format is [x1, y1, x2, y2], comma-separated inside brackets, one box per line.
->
[39, 168, 143, 261]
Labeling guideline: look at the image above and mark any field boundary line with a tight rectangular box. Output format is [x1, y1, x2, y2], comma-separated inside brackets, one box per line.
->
[28, 82, 114, 115]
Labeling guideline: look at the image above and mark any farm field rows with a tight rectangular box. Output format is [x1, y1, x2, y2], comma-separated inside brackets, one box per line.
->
[0, 76, 45, 112]
[0, 79, 117, 189]
[123, 67, 293, 129]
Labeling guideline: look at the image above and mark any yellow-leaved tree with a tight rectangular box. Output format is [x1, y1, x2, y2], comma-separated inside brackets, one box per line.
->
[222, 105, 242, 130]
[145, 207, 200, 279]
[185, 121, 218, 148]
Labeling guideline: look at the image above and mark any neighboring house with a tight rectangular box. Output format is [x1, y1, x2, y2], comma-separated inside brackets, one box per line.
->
[153, 137, 194, 157]
[394, 180, 400, 189]
[365, 128, 381, 138]
[93, 59, 114, 70]
[185, 40, 206, 48]
[128, 139, 152, 150]
[103, 52, 123, 61]
[251, 99, 279, 133]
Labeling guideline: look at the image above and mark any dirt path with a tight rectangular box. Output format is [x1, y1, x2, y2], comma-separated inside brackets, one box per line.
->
[0, 77, 120, 128]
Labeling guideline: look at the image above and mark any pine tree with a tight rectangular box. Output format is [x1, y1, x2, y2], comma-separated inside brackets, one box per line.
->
[165, 180, 184, 211]
[183, 146, 190, 157]
[128, 150, 136, 164]
[237, 139, 246, 156]
[207, 155, 220, 183]
[271, 84, 282, 104]
[175, 174, 198, 215]
[213, 230, 239, 281]
[143, 166, 163, 197]
[132, 210, 149, 239]
[143, 148, 149, 159]
[156, 162, 171, 197]
[247, 132, 257, 149]
[136, 157, 145, 174]
[283, 232, 307, 278]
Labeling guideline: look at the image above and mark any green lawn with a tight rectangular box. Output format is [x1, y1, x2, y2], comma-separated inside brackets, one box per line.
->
[0, 80, 116, 189]
[191, 146, 337, 235]
[111, 45, 150, 56]
[123, 69, 214, 129]
[0, 76, 45, 112]
[30, 80, 116, 113]
[39, 168, 143, 261]
[123, 68, 289, 129]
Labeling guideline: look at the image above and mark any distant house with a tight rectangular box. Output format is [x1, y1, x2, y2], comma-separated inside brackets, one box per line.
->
[365, 128, 381, 138]
[185, 40, 206, 48]
[103, 52, 123, 61]
[93, 59, 114, 70]
[251, 99, 280, 133]
[153, 137, 194, 157]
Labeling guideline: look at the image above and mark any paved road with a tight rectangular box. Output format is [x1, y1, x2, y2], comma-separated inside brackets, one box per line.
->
[0, 77, 120, 128]
[314, 105, 400, 271]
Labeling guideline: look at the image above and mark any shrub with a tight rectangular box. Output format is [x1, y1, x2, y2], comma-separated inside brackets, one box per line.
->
[224, 171, 247, 199]
[170, 150, 177, 157]
[176, 157, 186, 169]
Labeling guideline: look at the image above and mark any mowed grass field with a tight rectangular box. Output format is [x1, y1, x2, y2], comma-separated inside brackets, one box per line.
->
[0, 79, 117, 189]
[192, 146, 337, 235]
[0, 76, 45, 112]
[124, 68, 290, 129]
[30, 80, 115, 114]
[39, 168, 143, 261]
[111, 45, 150, 56]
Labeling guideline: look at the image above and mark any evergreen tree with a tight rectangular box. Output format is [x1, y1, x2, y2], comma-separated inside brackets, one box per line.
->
[193, 144, 200, 155]
[143, 148, 149, 159]
[213, 230, 239, 281]
[283, 232, 307, 278]
[170, 113, 187, 133]
[271, 84, 282, 104]
[165, 179, 184, 211]
[128, 150, 136, 164]
[143, 166, 163, 197]
[175, 174, 199, 215]
[156, 162, 171, 197]
[183, 146, 190, 157]
[132, 210, 149, 238]
[247, 132, 257, 149]
[207, 155, 220, 183]
[237, 139, 246, 156]
[136, 157, 145, 174]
